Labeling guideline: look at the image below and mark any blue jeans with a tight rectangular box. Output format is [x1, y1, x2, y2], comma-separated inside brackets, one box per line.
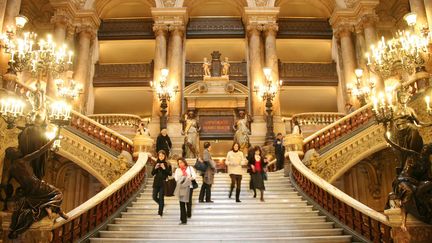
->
[152, 185, 165, 215]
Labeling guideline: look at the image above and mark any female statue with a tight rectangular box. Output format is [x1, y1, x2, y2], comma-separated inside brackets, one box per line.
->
[233, 111, 251, 152]
[182, 111, 200, 158]
[4, 135, 68, 239]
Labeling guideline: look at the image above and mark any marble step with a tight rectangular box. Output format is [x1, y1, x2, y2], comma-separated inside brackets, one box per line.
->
[114, 216, 329, 225]
[130, 201, 309, 208]
[120, 211, 321, 219]
[90, 235, 352, 243]
[126, 206, 314, 214]
[139, 190, 299, 196]
[98, 229, 344, 239]
[133, 198, 306, 204]
[107, 222, 336, 231]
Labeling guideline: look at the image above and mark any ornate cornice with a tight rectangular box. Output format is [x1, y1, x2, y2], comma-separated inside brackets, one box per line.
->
[333, 21, 355, 38]
[330, 0, 379, 33]
[151, 7, 188, 27]
[243, 7, 280, 27]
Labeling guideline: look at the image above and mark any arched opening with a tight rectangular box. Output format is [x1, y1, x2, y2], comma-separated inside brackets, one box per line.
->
[96, 0, 155, 19]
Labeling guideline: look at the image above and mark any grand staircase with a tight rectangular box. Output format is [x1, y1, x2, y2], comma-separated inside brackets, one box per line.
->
[90, 170, 353, 242]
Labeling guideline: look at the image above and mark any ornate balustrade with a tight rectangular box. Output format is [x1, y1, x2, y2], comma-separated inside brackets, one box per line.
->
[98, 18, 154, 40]
[7, 80, 133, 155]
[291, 112, 345, 126]
[288, 152, 392, 243]
[186, 17, 245, 38]
[185, 61, 247, 85]
[88, 114, 148, 128]
[279, 62, 338, 86]
[93, 62, 154, 87]
[277, 18, 332, 39]
[51, 153, 150, 242]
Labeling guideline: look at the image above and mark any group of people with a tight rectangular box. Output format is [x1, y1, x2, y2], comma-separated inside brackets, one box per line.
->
[152, 130, 272, 225]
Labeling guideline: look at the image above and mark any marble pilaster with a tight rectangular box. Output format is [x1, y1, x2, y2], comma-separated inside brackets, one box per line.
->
[247, 24, 265, 119]
[1, 0, 22, 75]
[425, 0, 432, 31]
[167, 24, 184, 122]
[409, 0, 428, 30]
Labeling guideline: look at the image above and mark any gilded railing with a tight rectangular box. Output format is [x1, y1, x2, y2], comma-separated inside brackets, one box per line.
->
[51, 153, 150, 242]
[88, 114, 149, 129]
[291, 112, 345, 126]
[289, 152, 392, 242]
[8, 80, 133, 154]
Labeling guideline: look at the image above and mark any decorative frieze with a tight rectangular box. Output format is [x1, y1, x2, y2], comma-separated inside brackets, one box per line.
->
[187, 18, 245, 38]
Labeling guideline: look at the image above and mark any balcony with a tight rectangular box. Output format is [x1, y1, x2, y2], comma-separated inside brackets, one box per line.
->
[279, 61, 338, 86]
[93, 62, 154, 87]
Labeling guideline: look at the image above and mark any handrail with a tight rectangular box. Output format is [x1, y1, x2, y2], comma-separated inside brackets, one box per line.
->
[51, 152, 150, 242]
[302, 73, 429, 152]
[87, 113, 148, 128]
[8, 80, 133, 154]
[288, 152, 392, 242]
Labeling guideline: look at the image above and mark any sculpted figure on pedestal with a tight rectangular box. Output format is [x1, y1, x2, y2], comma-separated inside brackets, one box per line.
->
[233, 110, 251, 153]
[222, 57, 230, 77]
[182, 111, 200, 158]
[203, 57, 211, 77]
[2, 129, 68, 239]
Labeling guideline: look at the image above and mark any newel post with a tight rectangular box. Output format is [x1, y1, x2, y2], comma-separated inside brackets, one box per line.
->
[385, 208, 432, 243]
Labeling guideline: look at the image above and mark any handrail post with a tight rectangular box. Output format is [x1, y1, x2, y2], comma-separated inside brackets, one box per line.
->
[385, 208, 432, 243]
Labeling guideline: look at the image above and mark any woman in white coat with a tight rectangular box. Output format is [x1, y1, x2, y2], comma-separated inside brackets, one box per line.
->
[174, 158, 197, 224]
[225, 142, 247, 202]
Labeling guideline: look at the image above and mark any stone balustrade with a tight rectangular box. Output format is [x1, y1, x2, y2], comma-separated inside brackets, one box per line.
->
[87, 114, 148, 128]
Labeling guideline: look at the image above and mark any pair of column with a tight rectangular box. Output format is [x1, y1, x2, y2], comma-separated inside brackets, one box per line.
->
[247, 23, 280, 118]
[153, 24, 184, 126]
[410, 0, 432, 31]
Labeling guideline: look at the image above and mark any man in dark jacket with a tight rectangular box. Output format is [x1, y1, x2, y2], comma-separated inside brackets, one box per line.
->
[156, 129, 172, 157]
[152, 150, 172, 216]
[274, 133, 285, 171]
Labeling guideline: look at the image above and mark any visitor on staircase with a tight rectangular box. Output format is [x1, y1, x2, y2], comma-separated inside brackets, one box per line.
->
[273, 133, 286, 171]
[225, 142, 247, 202]
[199, 142, 215, 203]
[248, 146, 268, 202]
[151, 150, 172, 217]
[174, 158, 196, 225]
[156, 129, 172, 157]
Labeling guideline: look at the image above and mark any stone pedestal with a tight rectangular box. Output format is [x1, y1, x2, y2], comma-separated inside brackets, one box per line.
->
[385, 208, 432, 243]
[283, 134, 304, 177]
[1, 212, 54, 243]
[133, 134, 154, 157]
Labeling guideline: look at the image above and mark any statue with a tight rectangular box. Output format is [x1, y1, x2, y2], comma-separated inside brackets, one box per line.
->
[222, 57, 230, 77]
[182, 111, 200, 158]
[203, 57, 211, 77]
[136, 121, 150, 137]
[233, 110, 251, 153]
[26, 81, 46, 123]
[3, 134, 68, 239]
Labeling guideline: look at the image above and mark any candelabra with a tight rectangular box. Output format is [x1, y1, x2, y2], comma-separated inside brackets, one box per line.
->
[256, 67, 280, 144]
[0, 15, 79, 149]
[151, 68, 178, 129]
[365, 13, 430, 81]
[350, 68, 376, 106]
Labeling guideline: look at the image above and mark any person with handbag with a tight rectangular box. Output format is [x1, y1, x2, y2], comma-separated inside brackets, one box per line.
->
[151, 150, 172, 217]
[174, 158, 197, 224]
[225, 142, 247, 202]
[199, 142, 216, 203]
[247, 146, 268, 202]
[156, 129, 172, 157]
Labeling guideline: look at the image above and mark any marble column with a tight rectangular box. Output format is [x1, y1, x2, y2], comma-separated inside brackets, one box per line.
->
[264, 23, 280, 116]
[409, 0, 428, 30]
[152, 24, 168, 130]
[73, 26, 95, 113]
[337, 26, 357, 106]
[247, 24, 264, 118]
[167, 25, 184, 122]
[1, 0, 22, 75]
[425, 0, 432, 31]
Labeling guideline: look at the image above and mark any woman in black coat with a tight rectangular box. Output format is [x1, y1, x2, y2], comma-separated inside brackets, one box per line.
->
[248, 146, 268, 202]
[151, 150, 172, 216]
[156, 129, 172, 157]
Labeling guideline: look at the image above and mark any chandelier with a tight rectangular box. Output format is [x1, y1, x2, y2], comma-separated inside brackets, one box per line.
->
[0, 15, 79, 148]
[366, 13, 430, 80]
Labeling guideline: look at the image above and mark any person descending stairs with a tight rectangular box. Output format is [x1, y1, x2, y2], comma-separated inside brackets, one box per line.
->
[90, 170, 353, 242]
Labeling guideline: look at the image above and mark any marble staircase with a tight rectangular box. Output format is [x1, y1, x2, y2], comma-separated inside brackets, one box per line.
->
[90, 171, 354, 242]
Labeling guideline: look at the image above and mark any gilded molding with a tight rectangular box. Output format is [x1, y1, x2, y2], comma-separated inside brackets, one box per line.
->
[310, 124, 387, 183]
[58, 129, 132, 187]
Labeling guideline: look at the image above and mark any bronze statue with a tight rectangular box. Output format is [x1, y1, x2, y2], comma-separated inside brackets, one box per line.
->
[3, 129, 68, 239]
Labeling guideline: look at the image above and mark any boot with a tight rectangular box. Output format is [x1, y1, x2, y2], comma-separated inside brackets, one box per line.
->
[253, 189, 256, 198]
[235, 188, 241, 202]
[228, 186, 234, 199]
[260, 190, 264, 202]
